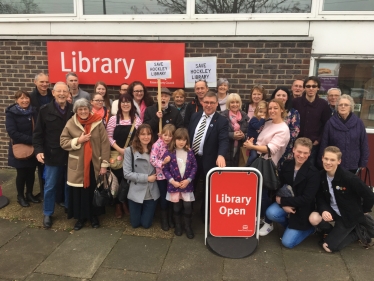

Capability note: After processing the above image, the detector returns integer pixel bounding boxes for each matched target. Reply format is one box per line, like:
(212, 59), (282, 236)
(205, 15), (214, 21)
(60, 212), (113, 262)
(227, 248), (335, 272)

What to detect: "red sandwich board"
(205, 168), (262, 258)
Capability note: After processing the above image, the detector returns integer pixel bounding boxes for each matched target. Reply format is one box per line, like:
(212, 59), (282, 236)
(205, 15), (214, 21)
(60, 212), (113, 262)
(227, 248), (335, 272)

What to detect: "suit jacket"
(316, 166), (374, 228)
(279, 159), (320, 230)
(188, 111), (229, 174)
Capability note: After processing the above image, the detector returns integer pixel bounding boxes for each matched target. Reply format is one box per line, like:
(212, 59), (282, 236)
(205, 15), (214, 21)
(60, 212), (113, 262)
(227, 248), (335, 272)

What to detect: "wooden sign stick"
(158, 79), (162, 134)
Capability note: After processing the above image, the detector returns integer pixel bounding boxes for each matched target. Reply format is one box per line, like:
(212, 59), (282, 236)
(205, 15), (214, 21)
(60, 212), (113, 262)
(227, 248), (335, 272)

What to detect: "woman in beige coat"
(61, 98), (110, 230)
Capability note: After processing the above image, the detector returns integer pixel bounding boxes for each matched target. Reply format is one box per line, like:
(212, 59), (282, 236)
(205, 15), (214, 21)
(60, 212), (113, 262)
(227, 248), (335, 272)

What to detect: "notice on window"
(184, 57), (217, 88)
(318, 62), (340, 91)
(146, 60), (171, 79)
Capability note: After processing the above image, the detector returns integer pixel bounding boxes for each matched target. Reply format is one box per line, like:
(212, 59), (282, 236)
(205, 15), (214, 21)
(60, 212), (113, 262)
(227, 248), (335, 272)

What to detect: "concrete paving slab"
(283, 250), (351, 281)
(0, 168), (17, 184)
(25, 273), (81, 281)
(102, 235), (171, 273)
(223, 230), (287, 281)
(92, 267), (157, 281)
(0, 219), (28, 247)
(35, 228), (122, 279)
(340, 242), (374, 281)
(0, 228), (68, 280)
(158, 233), (224, 281)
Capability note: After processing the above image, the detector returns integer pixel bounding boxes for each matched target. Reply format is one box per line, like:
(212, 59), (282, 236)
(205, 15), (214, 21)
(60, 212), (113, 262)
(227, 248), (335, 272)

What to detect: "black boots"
(184, 214), (194, 239)
(161, 210), (170, 231)
(174, 212), (183, 236)
(26, 193), (41, 203)
(17, 195), (30, 207)
(168, 205), (175, 228)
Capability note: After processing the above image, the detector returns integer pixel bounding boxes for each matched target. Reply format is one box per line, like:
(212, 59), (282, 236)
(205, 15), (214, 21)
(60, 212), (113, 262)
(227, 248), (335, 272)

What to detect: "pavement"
(0, 168), (374, 281)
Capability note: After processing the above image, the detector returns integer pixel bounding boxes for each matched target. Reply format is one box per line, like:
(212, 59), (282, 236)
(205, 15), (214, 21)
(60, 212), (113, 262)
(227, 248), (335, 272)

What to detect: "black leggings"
(173, 200), (192, 215)
(16, 166), (36, 197)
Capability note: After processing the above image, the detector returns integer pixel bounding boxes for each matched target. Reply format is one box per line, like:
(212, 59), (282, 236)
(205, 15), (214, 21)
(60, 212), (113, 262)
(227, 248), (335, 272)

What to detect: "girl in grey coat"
(123, 124), (160, 229)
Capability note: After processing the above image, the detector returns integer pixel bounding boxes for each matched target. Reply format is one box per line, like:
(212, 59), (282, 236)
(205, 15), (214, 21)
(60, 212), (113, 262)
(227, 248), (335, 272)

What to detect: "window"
(323, 0), (374, 12)
(83, 0), (187, 15)
(315, 60), (374, 128)
(195, 0), (312, 14)
(0, 0), (74, 14)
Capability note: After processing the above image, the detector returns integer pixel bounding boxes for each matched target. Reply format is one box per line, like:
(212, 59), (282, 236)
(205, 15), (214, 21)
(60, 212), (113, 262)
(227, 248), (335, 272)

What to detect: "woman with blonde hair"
(220, 93), (249, 166)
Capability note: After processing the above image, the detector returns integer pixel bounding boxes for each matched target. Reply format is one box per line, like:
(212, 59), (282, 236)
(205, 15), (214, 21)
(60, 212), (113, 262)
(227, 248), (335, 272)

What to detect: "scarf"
(77, 113), (103, 188)
(15, 104), (33, 115)
(229, 110), (242, 147)
(218, 94), (228, 111)
(92, 107), (105, 119)
(134, 100), (147, 121)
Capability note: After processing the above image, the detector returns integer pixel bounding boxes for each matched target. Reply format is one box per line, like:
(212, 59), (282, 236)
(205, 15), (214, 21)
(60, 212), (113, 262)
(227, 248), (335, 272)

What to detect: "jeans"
(43, 165), (67, 216)
(266, 202), (315, 248)
(246, 149), (259, 167)
(128, 199), (158, 229)
(156, 179), (168, 210)
(322, 218), (357, 252)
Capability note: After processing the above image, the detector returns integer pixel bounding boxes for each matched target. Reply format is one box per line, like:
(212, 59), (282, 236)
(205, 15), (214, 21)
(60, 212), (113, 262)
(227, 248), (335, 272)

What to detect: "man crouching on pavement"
(309, 146), (374, 252)
(265, 137), (320, 248)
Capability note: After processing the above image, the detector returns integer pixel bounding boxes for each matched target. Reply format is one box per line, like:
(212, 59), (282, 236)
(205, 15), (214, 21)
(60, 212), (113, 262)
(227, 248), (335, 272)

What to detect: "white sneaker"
(259, 223), (273, 236)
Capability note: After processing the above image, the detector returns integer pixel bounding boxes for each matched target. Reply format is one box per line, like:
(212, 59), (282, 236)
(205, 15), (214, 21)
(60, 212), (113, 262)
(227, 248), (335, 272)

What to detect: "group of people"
(5, 71), (373, 251)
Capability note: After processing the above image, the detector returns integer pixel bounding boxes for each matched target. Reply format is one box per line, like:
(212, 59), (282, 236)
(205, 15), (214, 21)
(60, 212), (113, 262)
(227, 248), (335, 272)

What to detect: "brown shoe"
(122, 202), (130, 215)
(115, 203), (123, 219)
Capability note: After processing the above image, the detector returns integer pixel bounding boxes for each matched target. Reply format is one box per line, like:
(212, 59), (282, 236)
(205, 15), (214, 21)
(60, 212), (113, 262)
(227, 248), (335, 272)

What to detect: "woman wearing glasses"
(91, 93), (110, 128)
(106, 93), (142, 219)
(319, 94), (369, 173)
(242, 84), (266, 120)
(127, 81), (154, 122)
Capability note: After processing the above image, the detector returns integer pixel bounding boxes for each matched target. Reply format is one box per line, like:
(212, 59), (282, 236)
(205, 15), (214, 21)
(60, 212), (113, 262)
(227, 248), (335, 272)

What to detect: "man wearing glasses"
(326, 88), (341, 115)
(188, 91), (229, 222)
(293, 76), (331, 167)
(33, 82), (74, 229)
(111, 83), (129, 115)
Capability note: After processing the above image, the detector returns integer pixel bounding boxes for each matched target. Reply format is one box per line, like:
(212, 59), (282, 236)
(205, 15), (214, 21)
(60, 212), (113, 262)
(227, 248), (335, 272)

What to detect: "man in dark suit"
(188, 91), (229, 221)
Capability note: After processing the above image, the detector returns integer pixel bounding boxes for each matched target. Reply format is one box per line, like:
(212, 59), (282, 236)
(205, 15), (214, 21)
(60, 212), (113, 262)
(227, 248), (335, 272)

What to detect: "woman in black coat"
(6, 90), (40, 207)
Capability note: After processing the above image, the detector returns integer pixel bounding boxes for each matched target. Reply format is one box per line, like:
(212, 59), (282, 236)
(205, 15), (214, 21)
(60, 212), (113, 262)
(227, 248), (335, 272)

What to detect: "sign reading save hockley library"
(47, 42), (185, 87)
(210, 171), (258, 237)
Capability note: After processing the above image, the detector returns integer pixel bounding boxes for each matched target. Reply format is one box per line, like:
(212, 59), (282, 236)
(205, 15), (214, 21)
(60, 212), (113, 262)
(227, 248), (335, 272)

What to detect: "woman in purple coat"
(162, 128), (197, 239)
(319, 94), (369, 173)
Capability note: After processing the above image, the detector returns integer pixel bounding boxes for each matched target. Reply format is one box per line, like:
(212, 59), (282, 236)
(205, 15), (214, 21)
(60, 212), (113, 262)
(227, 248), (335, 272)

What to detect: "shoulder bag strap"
(266, 145), (272, 158)
(123, 120), (136, 149)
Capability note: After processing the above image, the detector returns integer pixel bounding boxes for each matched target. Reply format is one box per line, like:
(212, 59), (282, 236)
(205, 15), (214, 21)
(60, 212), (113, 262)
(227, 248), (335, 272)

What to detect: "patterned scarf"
(229, 110), (242, 147)
(76, 113), (102, 188)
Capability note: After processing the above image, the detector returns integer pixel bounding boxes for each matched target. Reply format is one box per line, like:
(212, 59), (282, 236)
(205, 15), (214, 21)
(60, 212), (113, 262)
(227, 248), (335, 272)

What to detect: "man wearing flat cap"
(143, 87), (184, 141)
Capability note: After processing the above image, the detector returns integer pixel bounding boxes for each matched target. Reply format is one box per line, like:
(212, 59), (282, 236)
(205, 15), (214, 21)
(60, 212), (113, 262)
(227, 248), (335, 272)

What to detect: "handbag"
(250, 145), (281, 191)
(93, 173), (113, 207)
(117, 147), (134, 203)
(12, 117), (34, 160)
(109, 119), (136, 170)
(238, 147), (249, 167)
(105, 170), (119, 198)
(356, 167), (373, 192)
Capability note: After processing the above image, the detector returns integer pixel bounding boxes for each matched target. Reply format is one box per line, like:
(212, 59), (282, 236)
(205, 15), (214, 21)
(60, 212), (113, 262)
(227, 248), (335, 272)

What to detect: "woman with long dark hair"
(127, 81), (154, 121)
(106, 93), (142, 218)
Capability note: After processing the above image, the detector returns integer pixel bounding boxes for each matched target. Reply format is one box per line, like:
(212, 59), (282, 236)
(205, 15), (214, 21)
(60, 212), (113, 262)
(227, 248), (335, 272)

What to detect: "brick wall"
(0, 40), (312, 167)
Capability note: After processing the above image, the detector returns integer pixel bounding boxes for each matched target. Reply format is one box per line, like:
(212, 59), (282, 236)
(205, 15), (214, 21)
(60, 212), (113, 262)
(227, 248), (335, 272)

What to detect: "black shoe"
(74, 219), (86, 231)
(17, 195), (30, 207)
(25, 193), (41, 203)
(161, 210), (169, 231)
(43, 215), (52, 229)
(35, 192), (43, 201)
(91, 216), (100, 228)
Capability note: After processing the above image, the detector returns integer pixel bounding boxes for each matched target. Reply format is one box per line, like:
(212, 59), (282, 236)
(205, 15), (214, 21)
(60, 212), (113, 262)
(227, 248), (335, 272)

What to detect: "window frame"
(318, 0), (374, 15)
(310, 55), (374, 134)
